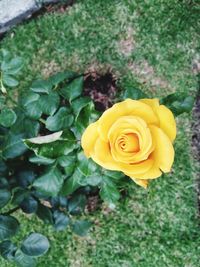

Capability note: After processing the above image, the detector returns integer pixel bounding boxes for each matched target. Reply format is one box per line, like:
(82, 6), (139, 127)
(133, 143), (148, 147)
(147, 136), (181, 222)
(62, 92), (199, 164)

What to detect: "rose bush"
(82, 98), (176, 188)
(0, 50), (194, 266)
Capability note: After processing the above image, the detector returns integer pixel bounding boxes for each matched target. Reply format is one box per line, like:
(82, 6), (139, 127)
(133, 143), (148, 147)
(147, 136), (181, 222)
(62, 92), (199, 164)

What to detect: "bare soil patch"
(191, 89), (200, 215)
(83, 72), (118, 111)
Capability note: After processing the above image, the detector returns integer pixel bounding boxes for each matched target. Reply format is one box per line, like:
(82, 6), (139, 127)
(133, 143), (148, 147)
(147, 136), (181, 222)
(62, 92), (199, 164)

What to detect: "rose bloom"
(81, 99), (176, 188)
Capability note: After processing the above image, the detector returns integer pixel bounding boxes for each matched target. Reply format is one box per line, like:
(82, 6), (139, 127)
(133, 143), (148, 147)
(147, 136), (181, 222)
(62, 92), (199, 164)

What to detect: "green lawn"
(0, 0), (200, 266)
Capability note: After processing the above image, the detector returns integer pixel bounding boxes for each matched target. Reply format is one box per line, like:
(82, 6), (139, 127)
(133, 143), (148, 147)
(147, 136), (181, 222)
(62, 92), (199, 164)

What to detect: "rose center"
(118, 133), (139, 152)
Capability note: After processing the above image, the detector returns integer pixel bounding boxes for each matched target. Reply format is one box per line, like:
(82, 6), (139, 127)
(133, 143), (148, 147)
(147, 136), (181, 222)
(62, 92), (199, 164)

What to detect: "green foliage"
(161, 93), (195, 116)
(21, 233), (49, 257)
(0, 49), (194, 267)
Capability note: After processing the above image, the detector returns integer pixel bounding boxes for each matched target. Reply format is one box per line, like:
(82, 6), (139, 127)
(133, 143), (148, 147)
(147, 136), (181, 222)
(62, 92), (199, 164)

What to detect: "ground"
(0, 0), (200, 266)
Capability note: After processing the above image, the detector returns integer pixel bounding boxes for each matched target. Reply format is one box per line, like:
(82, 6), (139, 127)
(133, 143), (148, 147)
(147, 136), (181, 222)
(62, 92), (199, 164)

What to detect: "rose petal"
(156, 105), (176, 142)
(131, 178), (149, 188)
(98, 99), (159, 141)
(81, 121), (99, 157)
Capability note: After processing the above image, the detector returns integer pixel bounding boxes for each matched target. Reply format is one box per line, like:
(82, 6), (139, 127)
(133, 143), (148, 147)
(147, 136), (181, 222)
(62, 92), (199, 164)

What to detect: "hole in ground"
(83, 72), (118, 112)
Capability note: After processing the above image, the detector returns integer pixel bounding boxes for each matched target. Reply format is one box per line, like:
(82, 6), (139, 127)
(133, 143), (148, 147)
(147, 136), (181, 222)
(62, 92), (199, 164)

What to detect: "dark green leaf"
(49, 71), (77, 86)
(77, 152), (97, 177)
(0, 215), (19, 240)
(61, 169), (82, 196)
(22, 93), (42, 120)
(39, 91), (60, 115)
(46, 107), (74, 131)
(20, 196), (38, 214)
(2, 74), (19, 87)
(0, 240), (17, 260)
(0, 108), (17, 127)
(71, 97), (92, 120)
(103, 170), (124, 180)
(0, 178), (9, 189)
(1, 57), (23, 75)
(11, 112), (40, 138)
(72, 104), (93, 139)
(58, 154), (76, 176)
(100, 178), (120, 204)
(29, 155), (55, 165)
(36, 203), (53, 224)
(21, 233), (49, 257)
(31, 79), (52, 94)
(163, 94), (194, 116)
(24, 131), (77, 159)
(0, 96), (5, 109)
(59, 76), (83, 102)
(0, 161), (7, 175)
(68, 194), (86, 215)
(123, 87), (147, 100)
(2, 133), (27, 159)
(0, 189), (11, 208)
(12, 188), (29, 206)
(80, 174), (102, 187)
(16, 170), (36, 188)
(53, 211), (70, 231)
(33, 167), (64, 196)
(14, 249), (36, 267)
(71, 220), (92, 236)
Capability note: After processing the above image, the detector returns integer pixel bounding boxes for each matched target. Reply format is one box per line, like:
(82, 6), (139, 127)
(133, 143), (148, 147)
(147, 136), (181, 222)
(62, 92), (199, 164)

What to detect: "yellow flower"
(81, 98), (176, 188)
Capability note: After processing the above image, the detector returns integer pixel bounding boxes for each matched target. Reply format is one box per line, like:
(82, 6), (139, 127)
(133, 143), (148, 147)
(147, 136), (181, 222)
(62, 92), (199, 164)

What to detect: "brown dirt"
(128, 60), (174, 94)
(83, 72), (118, 111)
(44, 0), (75, 14)
(191, 87), (200, 215)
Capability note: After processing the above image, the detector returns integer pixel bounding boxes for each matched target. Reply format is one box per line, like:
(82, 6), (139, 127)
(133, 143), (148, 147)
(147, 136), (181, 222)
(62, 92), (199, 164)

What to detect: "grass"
(0, 0), (200, 266)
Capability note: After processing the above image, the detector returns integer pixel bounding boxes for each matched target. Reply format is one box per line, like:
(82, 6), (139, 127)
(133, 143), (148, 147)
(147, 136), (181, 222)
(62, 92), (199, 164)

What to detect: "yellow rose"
(81, 98), (176, 188)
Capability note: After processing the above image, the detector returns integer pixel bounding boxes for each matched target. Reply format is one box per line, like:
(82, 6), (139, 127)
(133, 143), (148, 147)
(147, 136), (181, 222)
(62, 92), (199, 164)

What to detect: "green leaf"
(100, 178), (120, 204)
(59, 76), (83, 102)
(80, 174), (102, 187)
(61, 169), (82, 196)
(161, 94), (194, 116)
(0, 96), (5, 109)
(72, 104), (93, 139)
(33, 167), (64, 196)
(49, 71), (77, 86)
(21, 233), (49, 257)
(29, 155), (55, 165)
(31, 79), (52, 94)
(2, 133), (27, 159)
(11, 111), (40, 138)
(71, 97), (92, 120)
(68, 194), (87, 214)
(1, 57), (23, 75)
(0, 189), (11, 208)
(20, 196), (38, 214)
(0, 108), (17, 127)
(0, 240), (17, 260)
(123, 87), (147, 100)
(39, 91), (60, 115)
(46, 107), (74, 131)
(24, 131), (77, 159)
(77, 152), (98, 177)
(22, 92), (42, 120)
(26, 131), (63, 144)
(14, 249), (36, 267)
(36, 203), (53, 224)
(53, 211), (70, 231)
(103, 170), (124, 180)
(58, 154), (76, 176)
(0, 215), (19, 240)
(2, 74), (19, 87)
(12, 188), (29, 206)
(71, 220), (92, 236)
